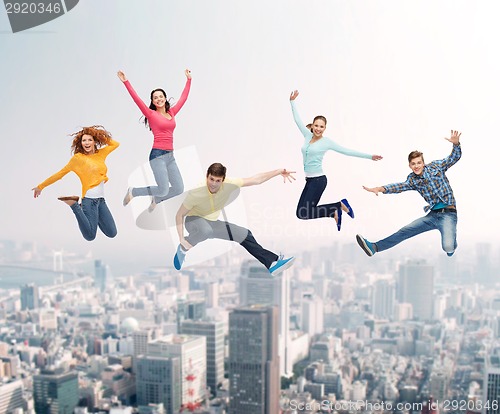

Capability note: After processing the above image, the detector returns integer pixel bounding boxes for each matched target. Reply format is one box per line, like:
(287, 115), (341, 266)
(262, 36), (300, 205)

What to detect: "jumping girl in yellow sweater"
(33, 125), (119, 241)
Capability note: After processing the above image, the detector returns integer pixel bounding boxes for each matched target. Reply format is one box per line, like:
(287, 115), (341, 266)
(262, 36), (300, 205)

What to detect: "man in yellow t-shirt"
(174, 162), (296, 276)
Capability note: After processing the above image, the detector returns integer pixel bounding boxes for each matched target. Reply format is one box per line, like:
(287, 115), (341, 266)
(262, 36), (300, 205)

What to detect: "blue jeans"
(70, 198), (117, 241)
(296, 175), (340, 219)
(132, 149), (184, 204)
(375, 210), (458, 255)
(185, 216), (278, 268)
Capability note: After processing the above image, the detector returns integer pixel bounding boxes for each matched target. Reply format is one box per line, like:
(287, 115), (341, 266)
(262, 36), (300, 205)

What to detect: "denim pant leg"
(375, 213), (436, 252)
(210, 220), (278, 269)
(97, 199), (117, 238)
(185, 217), (215, 246)
(154, 153), (184, 204)
(437, 211), (458, 254)
(71, 198), (99, 241)
(296, 176), (340, 220)
(132, 151), (170, 198)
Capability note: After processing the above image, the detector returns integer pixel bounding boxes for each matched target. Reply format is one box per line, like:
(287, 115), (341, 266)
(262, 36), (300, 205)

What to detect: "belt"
(432, 206), (456, 213)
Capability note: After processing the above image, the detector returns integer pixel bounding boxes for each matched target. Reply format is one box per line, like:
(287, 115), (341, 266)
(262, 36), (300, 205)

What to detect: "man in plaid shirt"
(356, 130), (461, 257)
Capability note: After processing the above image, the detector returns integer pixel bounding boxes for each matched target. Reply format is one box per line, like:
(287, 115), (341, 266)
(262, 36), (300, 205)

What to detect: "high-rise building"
(301, 294), (324, 337)
(240, 261), (291, 376)
(205, 282), (219, 308)
(0, 380), (24, 413)
(228, 306), (280, 414)
(147, 335), (207, 407)
(372, 280), (395, 320)
(484, 354), (500, 414)
(20, 283), (39, 310)
(177, 299), (206, 326)
(33, 369), (79, 414)
(136, 356), (181, 414)
(94, 260), (112, 293)
(397, 260), (434, 321)
(476, 243), (493, 285)
(180, 319), (224, 396)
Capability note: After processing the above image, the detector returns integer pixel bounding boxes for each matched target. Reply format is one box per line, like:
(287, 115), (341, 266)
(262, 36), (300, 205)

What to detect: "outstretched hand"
(362, 185), (383, 196)
(290, 90), (299, 101)
(117, 70), (127, 82)
(445, 130), (461, 145)
(32, 187), (41, 198)
(185, 69), (192, 79)
(280, 169), (296, 183)
(372, 155), (383, 161)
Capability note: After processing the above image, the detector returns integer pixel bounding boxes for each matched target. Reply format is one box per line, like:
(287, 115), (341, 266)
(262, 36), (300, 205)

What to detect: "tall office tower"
(94, 259), (112, 293)
(484, 354), (500, 414)
(301, 294), (324, 337)
(476, 243), (492, 285)
(397, 260), (434, 321)
(20, 283), (39, 310)
(132, 329), (158, 372)
(136, 356), (181, 414)
(228, 306), (280, 414)
(240, 261), (291, 376)
(33, 369), (79, 414)
(177, 299), (206, 327)
(180, 319), (225, 395)
(147, 335), (207, 407)
(0, 379), (24, 413)
(372, 280), (395, 320)
(205, 282), (219, 308)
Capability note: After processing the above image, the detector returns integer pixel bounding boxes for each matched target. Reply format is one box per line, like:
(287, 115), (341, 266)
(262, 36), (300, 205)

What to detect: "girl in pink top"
(118, 69), (192, 211)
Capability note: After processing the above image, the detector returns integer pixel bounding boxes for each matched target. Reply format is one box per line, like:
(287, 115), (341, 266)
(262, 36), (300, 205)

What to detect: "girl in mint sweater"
(290, 90), (382, 230)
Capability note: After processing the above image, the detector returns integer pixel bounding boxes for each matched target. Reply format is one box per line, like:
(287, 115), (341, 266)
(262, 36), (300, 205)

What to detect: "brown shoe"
(58, 196), (79, 202)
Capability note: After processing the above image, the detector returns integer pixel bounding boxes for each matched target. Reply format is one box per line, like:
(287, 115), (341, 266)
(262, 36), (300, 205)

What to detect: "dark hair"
(144, 88), (172, 129)
(70, 125), (112, 155)
(408, 150), (424, 163)
(206, 163), (226, 179)
(306, 123), (313, 132)
(313, 115), (327, 125)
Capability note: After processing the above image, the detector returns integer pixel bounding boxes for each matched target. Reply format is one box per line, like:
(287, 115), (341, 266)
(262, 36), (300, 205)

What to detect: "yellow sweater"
(38, 139), (119, 198)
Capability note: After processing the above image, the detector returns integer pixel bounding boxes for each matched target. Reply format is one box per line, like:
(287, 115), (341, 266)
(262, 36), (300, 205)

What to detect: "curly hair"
(70, 125), (113, 155)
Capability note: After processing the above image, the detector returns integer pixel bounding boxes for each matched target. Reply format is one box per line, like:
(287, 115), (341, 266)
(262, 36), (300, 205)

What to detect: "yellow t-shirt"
(183, 178), (244, 221)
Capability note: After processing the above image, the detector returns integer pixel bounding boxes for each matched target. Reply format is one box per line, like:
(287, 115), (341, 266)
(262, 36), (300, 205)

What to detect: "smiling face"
(206, 174), (224, 194)
(409, 156), (425, 176)
(151, 89), (167, 109)
(81, 134), (96, 155)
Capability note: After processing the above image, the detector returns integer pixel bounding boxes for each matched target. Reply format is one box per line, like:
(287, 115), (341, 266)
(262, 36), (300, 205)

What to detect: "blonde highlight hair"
(70, 125), (112, 155)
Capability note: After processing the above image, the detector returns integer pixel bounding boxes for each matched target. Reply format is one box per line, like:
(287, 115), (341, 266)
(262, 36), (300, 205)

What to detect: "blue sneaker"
(269, 255), (296, 276)
(356, 234), (376, 257)
(341, 198), (354, 219)
(173, 245), (187, 270)
(447, 251), (454, 257)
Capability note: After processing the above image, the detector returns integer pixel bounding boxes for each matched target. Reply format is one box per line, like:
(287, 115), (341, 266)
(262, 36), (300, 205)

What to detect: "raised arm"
(117, 70), (151, 117)
(242, 169), (296, 187)
(96, 139), (120, 157)
(176, 203), (193, 250)
(169, 69), (192, 116)
(437, 130), (462, 171)
(289, 91), (312, 137)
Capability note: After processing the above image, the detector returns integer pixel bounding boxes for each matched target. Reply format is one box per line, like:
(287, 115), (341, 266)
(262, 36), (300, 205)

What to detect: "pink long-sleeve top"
(123, 78), (191, 150)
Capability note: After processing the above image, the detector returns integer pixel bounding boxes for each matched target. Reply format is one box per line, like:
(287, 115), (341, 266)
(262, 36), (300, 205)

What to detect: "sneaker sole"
(173, 254), (183, 270)
(270, 257), (296, 276)
(356, 235), (374, 257)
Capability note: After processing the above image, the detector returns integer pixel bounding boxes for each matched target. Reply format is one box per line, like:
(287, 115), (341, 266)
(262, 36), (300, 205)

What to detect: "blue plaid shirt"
(383, 144), (461, 212)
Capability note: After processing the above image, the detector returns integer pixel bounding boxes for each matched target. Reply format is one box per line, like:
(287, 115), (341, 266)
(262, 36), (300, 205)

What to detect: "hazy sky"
(1, 1), (499, 272)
